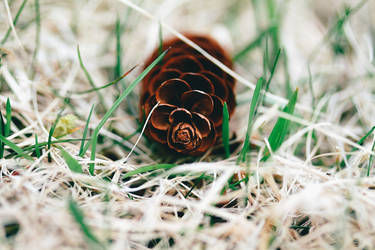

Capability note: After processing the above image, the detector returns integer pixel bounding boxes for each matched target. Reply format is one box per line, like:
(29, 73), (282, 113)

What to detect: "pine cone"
(140, 34), (236, 155)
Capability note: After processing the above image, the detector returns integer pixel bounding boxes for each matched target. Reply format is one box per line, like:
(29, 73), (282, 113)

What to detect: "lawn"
(1, 0), (375, 249)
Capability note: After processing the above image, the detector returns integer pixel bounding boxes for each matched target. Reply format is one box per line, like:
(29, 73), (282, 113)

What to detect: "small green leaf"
(262, 88), (298, 161)
(60, 148), (83, 173)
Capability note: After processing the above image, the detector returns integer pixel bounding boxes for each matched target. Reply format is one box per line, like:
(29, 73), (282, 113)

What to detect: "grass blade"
(79, 104), (94, 157)
(77, 45), (98, 89)
(30, 0), (40, 78)
(86, 49), (169, 175)
(264, 48), (281, 94)
(77, 45), (107, 111)
(237, 77), (265, 164)
(0, 134), (33, 160)
(367, 138), (375, 176)
(222, 102), (230, 158)
(74, 65), (137, 94)
(34, 134), (40, 158)
(6, 138), (89, 159)
(114, 14), (125, 90)
(0, 111), (4, 158)
(356, 126), (375, 146)
(47, 108), (65, 162)
(123, 164), (176, 179)
(1, 0), (28, 45)
(262, 88), (298, 161)
(337, 126), (375, 172)
(60, 148), (83, 173)
(5, 98), (11, 136)
(68, 198), (103, 248)
(233, 27), (273, 62)
(282, 48), (293, 99)
(158, 21), (163, 56)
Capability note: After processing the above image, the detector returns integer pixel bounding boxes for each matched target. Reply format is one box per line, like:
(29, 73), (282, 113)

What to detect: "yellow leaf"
(53, 114), (79, 138)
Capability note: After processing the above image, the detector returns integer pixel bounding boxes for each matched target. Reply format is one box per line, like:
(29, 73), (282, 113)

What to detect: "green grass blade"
(47, 108), (65, 162)
(266, 0), (276, 20)
(0, 134), (33, 160)
(1, 0), (28, 45)
(262, 88), (298, 161)
(264, 48), (281, 94)
(237, 77), (265, 164)
(263, 37), (269, 80)
(60, 148), (83, 173)
(74, 65), (136, 94)
(86, 49), (169, 175)
(115, 14), (125, 89)
(222, 102), (230, 158)
(34, 134), (40, 158)
(5, 98), (12, 136)
(158, 21), (163, 56)
(320, 0), (368, 52)
(77, 45), (107, 110)
(123, 164), (176, 179)
(339, 127), (375, 169)
(282, 48), (293, 99)
(307, 64), (315, 108)
(336, 125), (375, 171)
(367, 138), (375, 177)
(30, 0), (40, 78)
(115, 15), (122, 78)
(6, 138), (89, 159)
(184, 173), (206, 198)
(0, 111), (5, 158)
(77, 45), (97, 89)
(357, 126), (375, 146)
(233, 27), (273, 62)
(79, 104), (94, 157)
(307, 0), (368, 107)
(68, 198), (103, 248)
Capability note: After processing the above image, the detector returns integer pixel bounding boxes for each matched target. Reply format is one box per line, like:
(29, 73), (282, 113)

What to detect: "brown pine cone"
(140, 34), (236, 156)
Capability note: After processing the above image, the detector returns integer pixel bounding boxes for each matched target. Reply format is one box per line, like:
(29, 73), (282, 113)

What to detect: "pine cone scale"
(150, 104), (177, 131)
(181, 90), (214, 116)
(155, 79), (191, 106)
(181, 73), (214, 94)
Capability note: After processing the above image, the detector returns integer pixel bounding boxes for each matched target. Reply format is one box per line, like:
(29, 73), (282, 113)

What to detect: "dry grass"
(1, 0), (375, 249)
